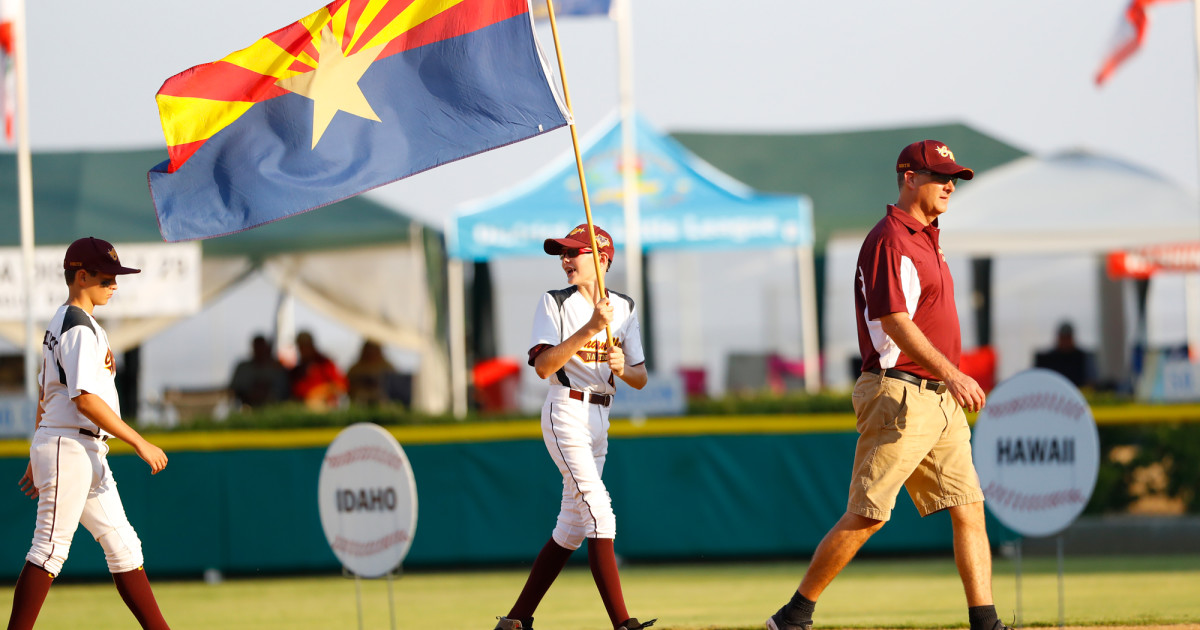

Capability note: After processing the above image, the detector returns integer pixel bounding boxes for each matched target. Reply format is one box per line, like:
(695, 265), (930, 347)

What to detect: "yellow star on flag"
(276, 25), (383, 149)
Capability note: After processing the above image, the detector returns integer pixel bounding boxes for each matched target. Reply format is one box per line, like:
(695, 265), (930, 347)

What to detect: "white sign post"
(973, 368), (1100, 627)
(318, 423), (418, 630)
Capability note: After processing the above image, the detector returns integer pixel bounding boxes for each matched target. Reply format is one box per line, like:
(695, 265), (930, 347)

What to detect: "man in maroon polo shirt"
(766, 141), (1008, 630)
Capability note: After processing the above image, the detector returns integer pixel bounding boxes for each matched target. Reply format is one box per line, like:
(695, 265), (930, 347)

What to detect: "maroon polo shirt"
(854, 205), (961, 380)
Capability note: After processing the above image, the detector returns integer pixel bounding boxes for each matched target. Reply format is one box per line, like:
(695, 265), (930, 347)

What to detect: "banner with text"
(0, 243), (202, 321)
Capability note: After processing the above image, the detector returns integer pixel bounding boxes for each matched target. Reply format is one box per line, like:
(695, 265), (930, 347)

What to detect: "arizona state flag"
(148, 0), (569, 242)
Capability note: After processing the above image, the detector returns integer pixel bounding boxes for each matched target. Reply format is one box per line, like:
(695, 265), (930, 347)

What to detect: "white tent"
(939, 151), (1200, 255)
(0, 149), (450, 420)
(822, 151), (1200, 390)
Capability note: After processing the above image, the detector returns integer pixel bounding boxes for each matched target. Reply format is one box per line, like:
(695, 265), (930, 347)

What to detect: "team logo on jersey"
(576, 337), (621, 364)
(104, 348), (115, 375)
(938, 247), (946, 262)
(936, 145), (954, 160)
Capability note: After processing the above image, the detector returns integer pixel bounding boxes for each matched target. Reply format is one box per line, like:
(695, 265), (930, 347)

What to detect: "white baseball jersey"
(28, 303), (144, 576)
(528, 287), (644, 396)
(39, 304), (121, 435)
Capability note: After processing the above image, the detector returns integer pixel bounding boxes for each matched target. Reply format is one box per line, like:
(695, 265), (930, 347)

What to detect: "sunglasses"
(915, 170), (959, 185)
(561, 247), (593, 259)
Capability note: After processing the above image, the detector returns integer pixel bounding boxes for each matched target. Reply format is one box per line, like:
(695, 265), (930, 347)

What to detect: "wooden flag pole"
(543, 0), (613, 346)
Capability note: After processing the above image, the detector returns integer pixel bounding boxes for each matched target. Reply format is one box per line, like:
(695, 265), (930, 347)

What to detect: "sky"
(7, 0), (1200, 409)
(17, 0), (1200, 227)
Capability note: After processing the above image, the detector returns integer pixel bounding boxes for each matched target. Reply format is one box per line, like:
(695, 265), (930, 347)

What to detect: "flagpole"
(1191, 0), (1200, 361)
(14, 0), (36, 403)
(615, 0), (643, 323)
(544, 0), (613, 346)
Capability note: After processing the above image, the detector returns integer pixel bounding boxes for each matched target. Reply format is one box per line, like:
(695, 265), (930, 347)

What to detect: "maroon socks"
(508, 538), (574, 623)
(6, 561), (54, 630)
(112, 567), (170, 630)
(587, 537), (629, 628)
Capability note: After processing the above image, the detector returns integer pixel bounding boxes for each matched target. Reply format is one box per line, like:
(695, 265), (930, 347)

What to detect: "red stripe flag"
(1096, 0), (1186, 86)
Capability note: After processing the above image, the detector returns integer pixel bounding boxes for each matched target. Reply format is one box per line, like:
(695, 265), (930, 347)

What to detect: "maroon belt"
(568, 389), (612, 407)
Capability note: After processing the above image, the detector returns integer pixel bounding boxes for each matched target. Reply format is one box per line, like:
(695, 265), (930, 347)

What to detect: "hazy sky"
(18, 0), (1200, 228)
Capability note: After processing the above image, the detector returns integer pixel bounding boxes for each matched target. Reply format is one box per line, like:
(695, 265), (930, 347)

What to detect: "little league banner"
(148, 0), (569, 242)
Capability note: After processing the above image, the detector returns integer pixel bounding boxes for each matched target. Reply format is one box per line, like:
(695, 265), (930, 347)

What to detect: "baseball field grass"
(5, 554), (1198, 630)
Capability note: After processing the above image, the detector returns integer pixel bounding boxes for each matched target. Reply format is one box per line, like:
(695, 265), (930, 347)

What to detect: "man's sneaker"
(494, 617), (529, 630)
(766, 606), (812, 630)
(616, 618), (657, 630)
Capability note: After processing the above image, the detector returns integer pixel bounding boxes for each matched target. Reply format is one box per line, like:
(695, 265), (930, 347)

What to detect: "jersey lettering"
(575, 337), (621, 364)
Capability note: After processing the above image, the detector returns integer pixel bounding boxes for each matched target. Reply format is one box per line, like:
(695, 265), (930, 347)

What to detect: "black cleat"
(617, 618), (657, 630)
(766, 606), (813, 630)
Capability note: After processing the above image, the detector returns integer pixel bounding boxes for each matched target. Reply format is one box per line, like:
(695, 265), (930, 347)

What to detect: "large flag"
(532, 0), (613, 18)
(1095, 0), (1185, 85)
(0, 0), (16, 143)
(148, 0), (570, 242)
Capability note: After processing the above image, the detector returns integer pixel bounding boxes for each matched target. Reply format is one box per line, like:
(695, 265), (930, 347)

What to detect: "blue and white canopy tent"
(447, 112), (818, 415)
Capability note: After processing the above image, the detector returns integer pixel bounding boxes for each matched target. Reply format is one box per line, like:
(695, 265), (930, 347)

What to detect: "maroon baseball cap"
(544, 224), (616, 261)
(895, 140), (975, 180)
(63, 237), (141, 275)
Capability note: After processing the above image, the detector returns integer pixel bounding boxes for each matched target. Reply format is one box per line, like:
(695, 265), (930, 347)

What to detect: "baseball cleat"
(616, 618), (656, 630)
(493, 616), (529, 630)
(766, 607), (812, 630)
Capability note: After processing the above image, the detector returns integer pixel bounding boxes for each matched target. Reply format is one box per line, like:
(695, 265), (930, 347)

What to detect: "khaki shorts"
(846, 371), (984, 520)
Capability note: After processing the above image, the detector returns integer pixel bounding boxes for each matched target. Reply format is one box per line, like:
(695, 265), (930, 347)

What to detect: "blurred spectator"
(290, 331), (348, 410)
(1035, 321), (1094, 388)
(229, 335), (289, 409)
(347, 340), (413, 408)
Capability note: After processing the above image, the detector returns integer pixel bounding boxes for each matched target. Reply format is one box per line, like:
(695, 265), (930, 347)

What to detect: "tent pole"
(448, 258), (468, 419)
(1186, 273), (1200, 362)
(543, 0), (612, 346)
(796, 244), (821, 393)
(14, 0), (37, 403)
(616, 0), (644, 326)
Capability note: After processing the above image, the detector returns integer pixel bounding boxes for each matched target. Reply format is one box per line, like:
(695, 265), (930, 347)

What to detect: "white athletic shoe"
(493, 616), (527, 630)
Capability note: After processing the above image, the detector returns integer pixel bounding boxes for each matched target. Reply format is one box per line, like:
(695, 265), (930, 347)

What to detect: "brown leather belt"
(568, 389), (612, 407)
(79, 428), (109, 442)
(868, 368), (947, 394)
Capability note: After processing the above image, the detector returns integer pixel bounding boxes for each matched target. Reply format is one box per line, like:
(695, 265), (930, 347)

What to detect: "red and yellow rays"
(155, 0), (528, 172)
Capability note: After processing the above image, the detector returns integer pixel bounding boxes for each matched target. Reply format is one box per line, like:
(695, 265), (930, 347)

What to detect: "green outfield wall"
(5, 406), (1189, 580)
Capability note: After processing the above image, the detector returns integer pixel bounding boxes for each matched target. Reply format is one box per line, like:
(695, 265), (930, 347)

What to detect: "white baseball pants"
(26, 428), (145, 576)
(541, 387), (615, 549)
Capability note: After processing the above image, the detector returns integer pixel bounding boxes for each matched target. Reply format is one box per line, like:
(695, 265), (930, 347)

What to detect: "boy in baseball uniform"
(493, 225), (655, 630)
(8, 237), (171, 630)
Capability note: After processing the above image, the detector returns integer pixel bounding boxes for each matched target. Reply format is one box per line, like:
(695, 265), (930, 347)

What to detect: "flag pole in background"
(543, 0), (614, 347)
(1191, 0), (1200, 361)
(615, 0), (643, 326)
(6, 0), (37, 402)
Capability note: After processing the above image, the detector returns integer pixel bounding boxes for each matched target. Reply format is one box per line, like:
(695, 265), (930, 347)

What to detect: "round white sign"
(972, 369), (1100, 538)
(317, 423), (418, 577)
